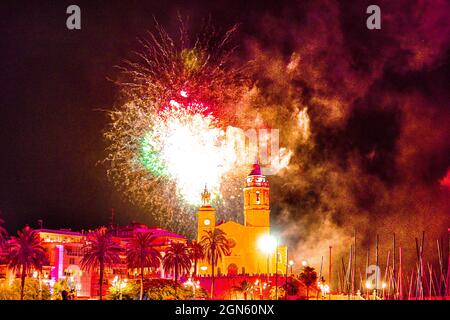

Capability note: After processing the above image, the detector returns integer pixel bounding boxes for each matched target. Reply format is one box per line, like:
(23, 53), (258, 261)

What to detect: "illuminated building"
(197, 162), (287, 276)
(0, 223), (186, 299)
(37, 229), (92, 297)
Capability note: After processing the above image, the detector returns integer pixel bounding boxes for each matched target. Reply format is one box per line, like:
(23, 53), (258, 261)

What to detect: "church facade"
(197, 163), (287, 276)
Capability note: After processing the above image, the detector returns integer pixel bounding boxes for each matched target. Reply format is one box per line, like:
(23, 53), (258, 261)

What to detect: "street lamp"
(274, 238), (279, 300)
(184, 277), (200, 299)
(382, 282), (387, 300)
(286, 259), (294, 298)
(365, 281), (372, 300)
(288, 260), (294, 274)
(112, 276), (128, 300)
(257, 234), (277, 276)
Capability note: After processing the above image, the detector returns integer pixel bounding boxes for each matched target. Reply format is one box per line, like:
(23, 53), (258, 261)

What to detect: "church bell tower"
(197, 185), (215, 242)
(243, 162), (270, 227)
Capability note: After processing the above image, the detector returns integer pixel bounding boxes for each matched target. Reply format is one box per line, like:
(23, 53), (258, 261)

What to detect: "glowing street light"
(285, 259), (295, 298)
(382, 282), (387, 300)
(288, 259), (294, 273)
(258, 234), (277, 276)
(112, 276), (128, 300)
(258, 234), (277, 254)
(301, 260), (308, 267)
(258, 234), (279, 300)
(184, 277), (200, 298)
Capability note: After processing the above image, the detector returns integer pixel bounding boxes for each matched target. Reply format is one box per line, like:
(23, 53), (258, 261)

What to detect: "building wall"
(197, 164), (287, 276)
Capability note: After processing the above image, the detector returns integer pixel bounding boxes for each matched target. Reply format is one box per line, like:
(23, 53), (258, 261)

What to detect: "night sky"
(0, 0), (296, 232)
(1, 0), (449, 263)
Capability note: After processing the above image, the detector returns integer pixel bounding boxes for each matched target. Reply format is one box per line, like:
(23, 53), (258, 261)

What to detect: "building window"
(255, 191), (260, 205)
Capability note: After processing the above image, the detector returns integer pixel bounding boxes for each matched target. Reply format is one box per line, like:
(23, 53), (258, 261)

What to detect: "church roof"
(216, 220), (245, 229)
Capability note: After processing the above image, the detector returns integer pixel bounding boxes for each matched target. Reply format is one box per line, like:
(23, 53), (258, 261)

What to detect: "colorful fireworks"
(104, 22), (252, 236)
(115, 21), (249, 123)
(138, 96), (238, 204)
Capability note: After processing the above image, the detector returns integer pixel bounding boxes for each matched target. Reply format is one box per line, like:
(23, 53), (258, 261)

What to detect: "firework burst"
(138, 98), (239, 204)
(116, 19), (249, 123)
(104, 21), (252, 236)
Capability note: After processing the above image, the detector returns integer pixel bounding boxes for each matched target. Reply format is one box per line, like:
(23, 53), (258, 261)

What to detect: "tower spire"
(244, 162), (270, 227)
(201, 184), (211, 207)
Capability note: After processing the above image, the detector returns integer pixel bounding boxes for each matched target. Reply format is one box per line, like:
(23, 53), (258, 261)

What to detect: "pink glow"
(56, 244), (64, 280)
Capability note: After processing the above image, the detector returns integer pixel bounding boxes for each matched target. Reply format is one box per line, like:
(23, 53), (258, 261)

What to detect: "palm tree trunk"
(211, 260), (215, 299)
(20, 265), (26, 300)
(99, 261), (104, 301)
(140, 266), (144, 300)
(194, 258), (198, 276)
(306, 286), (309, 300)
(174, 264), (179, 300)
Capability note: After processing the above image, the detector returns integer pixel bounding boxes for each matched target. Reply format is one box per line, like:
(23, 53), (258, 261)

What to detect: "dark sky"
(0, 0), (295, 232)
(1, 0), (449, 244)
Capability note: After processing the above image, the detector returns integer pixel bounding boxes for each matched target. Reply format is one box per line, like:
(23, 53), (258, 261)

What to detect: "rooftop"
(249, 162), (262, 176)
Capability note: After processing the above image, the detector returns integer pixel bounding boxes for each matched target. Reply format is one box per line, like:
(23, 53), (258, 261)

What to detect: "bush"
(283, 275), (301, 295)
(0, 279), (51, 300)
(145, 279), (208, 300)
(107, 280), (140, 300)
(0, 281), (16, 300)
(52, 279), (76, 300)
(269, 286), (286, 300)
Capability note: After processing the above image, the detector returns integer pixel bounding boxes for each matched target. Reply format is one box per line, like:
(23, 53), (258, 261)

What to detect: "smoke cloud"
(233, 0), (450, 284)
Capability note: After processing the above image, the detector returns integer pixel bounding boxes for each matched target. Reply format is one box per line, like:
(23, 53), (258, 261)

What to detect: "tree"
(126, 232), (161, 300)
(299, 266), (317, 300)
(145, 279), (208, 300)
(188, 241), (204, 276)
(81, 227), (121, 300)
(107, 280), (139, 300)
(283, 275), (300, 296)
(51, 279), (72, 300)
(0, 215), (7, 249)
(7, 226), (48, 300)
(146, 279), (178, 300)
(200, 228), (231, 299)
(0, 278), (51, 300)
(232, 280), (252, 300)
(269, 286), (286, 300)
(162, 242), (191, 299)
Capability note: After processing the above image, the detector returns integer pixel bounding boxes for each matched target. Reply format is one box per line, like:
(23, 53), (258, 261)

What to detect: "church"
(196, 162), (287, 276)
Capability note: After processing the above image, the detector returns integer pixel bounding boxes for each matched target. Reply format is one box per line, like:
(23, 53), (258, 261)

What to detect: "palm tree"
(200, 228), (231, 299)
(162, 242), (191, 299)
(232, 279), (252, 300)
(7, 226), (48, 300)
(81, 227), (121, 300)
(0, 216), (7, 249)
(188, 241), (204, 276)
(299, 266), (318, 300)
(126, 232), (161, 300)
